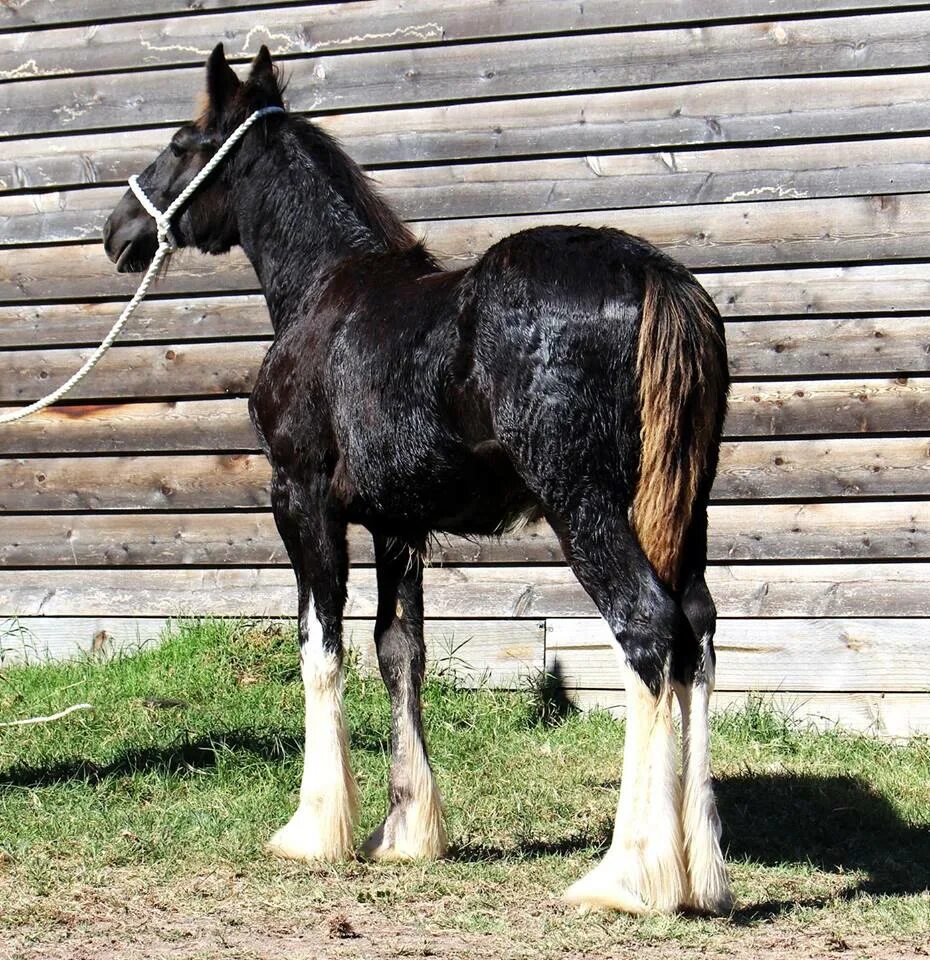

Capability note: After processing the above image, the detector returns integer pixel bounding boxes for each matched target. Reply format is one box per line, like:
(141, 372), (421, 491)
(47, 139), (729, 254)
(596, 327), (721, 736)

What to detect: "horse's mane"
(289, 116), (418, 254)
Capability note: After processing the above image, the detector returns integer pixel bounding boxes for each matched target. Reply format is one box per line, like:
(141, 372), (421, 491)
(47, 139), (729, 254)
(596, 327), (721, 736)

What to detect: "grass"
(0, 619), (928, 959)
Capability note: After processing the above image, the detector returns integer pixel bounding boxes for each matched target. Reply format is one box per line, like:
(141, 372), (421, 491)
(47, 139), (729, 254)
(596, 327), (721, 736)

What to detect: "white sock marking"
(675, 638), (732, 912)
(565, 657), (686, 913)
(267, 601), (358, 862)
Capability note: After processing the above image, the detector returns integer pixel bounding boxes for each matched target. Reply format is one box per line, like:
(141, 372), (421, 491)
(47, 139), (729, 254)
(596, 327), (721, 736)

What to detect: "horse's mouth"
(113, 238), (154, 274)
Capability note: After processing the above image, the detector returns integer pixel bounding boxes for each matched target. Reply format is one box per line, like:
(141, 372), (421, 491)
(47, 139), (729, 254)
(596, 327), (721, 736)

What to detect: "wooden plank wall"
(1, 1), (929, 736)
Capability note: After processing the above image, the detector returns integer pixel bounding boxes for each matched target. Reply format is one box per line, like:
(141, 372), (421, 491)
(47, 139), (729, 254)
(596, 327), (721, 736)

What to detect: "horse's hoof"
(563, 864), (651, 915)
(360, 805), (448, 862)
(684, 887), (734, 916)
(266, 808), (355, 863)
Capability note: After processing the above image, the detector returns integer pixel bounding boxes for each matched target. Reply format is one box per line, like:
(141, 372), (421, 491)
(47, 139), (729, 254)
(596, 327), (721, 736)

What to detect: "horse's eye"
(169, 141), (186, 158)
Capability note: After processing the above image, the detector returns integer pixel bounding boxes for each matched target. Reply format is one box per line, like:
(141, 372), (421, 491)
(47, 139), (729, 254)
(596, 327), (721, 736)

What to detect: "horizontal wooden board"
(726, 316), (930, 377)
(727, 376), (930, 437)
(571, 689), (930, 738)
(1, 502), (928, 566)
(0, 344), (267, 402)
(4, 0), (923, 31)
(5, 0), (923, 72)
(1, 563), (928, 618)
(0, 453), (276, 511)
(2, 13), (929, 138)
(8, 137), (930, 244)
(3, 376), (928, 441)
(0, 615), (544, 687)
(6, 72), (930, 191)
(423, 193), (930, 270)
(4, 437), (927, 511)
(703, 264), (930, 318)
(6, 193), (930, 303)
(546, 618), (930, 693)
(0, 296), (271, 348)
(0, 399), (259, 452)
(3, 266), (928, 351)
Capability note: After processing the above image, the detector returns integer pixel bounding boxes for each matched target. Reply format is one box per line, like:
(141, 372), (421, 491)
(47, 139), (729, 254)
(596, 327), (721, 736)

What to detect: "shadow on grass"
(444, 770), (930, 918)
(718, 772), (930, 913)
(527, 661), (579, 727)
(0, 730), (303, 786)
(2, 731), (926, 916)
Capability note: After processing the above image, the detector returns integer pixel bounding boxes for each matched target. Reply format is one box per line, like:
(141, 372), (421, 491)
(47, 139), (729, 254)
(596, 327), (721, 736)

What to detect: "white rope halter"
(0, 105), (285, 425)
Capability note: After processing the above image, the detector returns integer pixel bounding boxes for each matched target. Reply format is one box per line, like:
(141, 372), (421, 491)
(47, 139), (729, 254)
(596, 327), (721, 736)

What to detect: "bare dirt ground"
(3, 871), (928, 960)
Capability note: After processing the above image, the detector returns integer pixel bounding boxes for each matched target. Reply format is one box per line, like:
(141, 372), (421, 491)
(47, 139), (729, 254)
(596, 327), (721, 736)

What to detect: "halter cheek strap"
(128, 104), (285, 253)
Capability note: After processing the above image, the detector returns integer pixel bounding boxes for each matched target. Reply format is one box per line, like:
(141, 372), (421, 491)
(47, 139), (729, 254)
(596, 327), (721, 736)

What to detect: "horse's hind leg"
(556, 504), (688, 914)
(266, 471), (358, 862)
(361, 534), (447, 860)
(673, 516), (732, 913)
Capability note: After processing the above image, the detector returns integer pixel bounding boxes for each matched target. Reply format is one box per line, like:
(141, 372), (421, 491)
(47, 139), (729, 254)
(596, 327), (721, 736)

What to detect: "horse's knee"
(612, 581), (691, 696)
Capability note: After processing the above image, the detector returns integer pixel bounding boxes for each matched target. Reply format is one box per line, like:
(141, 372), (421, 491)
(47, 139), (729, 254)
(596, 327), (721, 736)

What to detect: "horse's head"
(103, 43), (284, 272)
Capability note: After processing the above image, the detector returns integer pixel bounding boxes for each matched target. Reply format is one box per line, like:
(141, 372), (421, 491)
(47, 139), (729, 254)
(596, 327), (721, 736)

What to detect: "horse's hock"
(1, 1), (929, 736)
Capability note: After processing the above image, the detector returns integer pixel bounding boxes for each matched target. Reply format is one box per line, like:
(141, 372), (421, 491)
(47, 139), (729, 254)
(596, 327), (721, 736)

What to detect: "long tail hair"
(631, 265), (729, 590)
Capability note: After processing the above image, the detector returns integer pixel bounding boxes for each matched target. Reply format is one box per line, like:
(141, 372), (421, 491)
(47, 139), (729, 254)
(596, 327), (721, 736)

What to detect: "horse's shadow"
(2, 732), (927, 917)
(0, 729), (307, 786)
(721, 770), (930, 920)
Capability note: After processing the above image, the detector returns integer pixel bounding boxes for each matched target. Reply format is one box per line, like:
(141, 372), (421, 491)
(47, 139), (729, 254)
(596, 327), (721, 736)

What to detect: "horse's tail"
(631, 264), (729, 590)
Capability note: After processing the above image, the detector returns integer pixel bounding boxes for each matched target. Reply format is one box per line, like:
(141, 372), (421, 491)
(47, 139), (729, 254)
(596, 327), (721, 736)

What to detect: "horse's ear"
(205, 43), (240, 116)
(247, 45), (283, 104)
(249, 45), (274, 82)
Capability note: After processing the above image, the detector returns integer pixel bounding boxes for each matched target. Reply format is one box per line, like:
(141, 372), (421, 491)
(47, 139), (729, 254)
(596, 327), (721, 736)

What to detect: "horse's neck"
(235, 136), (380, 332)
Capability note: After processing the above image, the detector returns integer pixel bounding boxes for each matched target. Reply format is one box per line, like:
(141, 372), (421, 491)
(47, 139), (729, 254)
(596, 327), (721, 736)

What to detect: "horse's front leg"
(266, 476), (358, 862)
(361, 535), (447, 860)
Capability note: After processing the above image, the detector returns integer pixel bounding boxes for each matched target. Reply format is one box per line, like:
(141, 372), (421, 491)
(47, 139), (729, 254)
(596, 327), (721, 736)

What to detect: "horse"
(103, 43), (731, 916)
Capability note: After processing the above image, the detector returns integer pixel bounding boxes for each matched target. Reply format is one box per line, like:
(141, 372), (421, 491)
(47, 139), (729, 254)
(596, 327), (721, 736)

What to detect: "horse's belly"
(345, 438), (536, 537)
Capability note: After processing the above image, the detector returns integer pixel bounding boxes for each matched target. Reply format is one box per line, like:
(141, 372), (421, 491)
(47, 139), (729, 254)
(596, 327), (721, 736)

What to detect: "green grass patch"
(1, 619), (928, 958)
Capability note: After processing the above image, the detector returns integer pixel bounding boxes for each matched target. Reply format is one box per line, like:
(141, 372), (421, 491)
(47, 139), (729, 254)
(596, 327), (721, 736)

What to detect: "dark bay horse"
(103, 44), (731, 916)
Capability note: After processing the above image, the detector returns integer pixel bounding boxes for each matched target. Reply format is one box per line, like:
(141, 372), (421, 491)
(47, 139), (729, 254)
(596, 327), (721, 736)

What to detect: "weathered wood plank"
(1, 611), (925, 732)
(571, 689), (930, 738)
(726, 316), (930, 377)
(546, 618), (930, 693)
(3, 375), (928, 440)
(3, 438), (927, 510)
(0, 296), (271, 348)
(0, 615), (544, 688)
(2, 13), (928, 138)
(424, 193), (930, 271)
(1, 501), (927, 567)
(6, 193), (930, 302)
(0, 454), (274, 511)
(7, 137), (930, 244)
(0, 343), (268, 402)
(726, 376), (930, 437)
(0, 399), (259, 452)
(5, 73), (930, 191)
(3, 268), (928, 351)
(705, 563), (930, 618)
(1, 563), (927, 618)
(4, 0), (921, 67)
(718, 437), (930, 500)
(702, 264), (930, 318)
(4, 0), (923, 31)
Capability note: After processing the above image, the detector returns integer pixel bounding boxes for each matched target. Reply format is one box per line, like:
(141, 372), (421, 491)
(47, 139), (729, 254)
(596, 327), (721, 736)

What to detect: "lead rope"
(0, 105), (284, 425)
